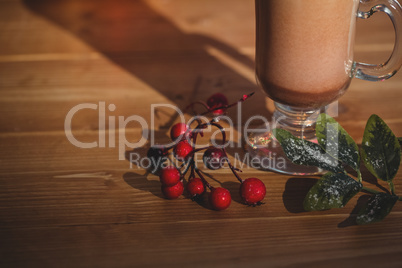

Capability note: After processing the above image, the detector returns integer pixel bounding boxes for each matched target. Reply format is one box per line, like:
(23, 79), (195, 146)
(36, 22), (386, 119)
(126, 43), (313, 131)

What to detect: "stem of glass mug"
(353, 0), (402, 81)
(272, 103), (320, 140)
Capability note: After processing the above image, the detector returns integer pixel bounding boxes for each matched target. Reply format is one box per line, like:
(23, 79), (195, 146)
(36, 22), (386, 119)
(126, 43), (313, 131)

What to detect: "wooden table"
(1, 0), (402, 267)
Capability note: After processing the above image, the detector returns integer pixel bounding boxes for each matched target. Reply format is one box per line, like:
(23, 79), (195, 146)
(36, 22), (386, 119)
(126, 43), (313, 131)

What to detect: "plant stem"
(208, 122), (244, 183)
(189, 160), (195, 179)
(195, 167), (212, 190)
(210, 122), (226, 145)
(357, 170), (362, 183)
(388, 181), (396, 195)
(361, 186), (381, 195)
(226, 160), (243, 183)
(181, 158), (193, 177)
(200, 92), (254, 116)
(183, 101), (210, 115)
(193, 146), (215, 153)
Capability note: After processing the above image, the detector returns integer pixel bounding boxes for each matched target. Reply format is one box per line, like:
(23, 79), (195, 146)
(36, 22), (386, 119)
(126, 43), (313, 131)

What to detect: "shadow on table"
(22, 0), (266, 120)
(123, 170), (164, 199)
(282, 177), (318, 214)
(23, 0), (271, 208)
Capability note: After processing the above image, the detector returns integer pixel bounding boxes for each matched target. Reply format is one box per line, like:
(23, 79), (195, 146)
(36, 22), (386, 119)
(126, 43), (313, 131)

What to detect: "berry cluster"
(147, 93), (266, 210)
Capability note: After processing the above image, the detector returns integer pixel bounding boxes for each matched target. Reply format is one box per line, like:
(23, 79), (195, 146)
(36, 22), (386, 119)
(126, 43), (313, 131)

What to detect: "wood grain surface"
(1, 0), (402, 267)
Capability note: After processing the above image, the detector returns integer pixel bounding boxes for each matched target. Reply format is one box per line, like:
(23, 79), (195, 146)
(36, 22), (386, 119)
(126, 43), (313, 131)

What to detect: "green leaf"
(316, 114), (360, 171)
(272, 128), (344, 173)
(303, 172), (362, 211)
(361, 114), (401, 182)
(356, 193), (398, 225)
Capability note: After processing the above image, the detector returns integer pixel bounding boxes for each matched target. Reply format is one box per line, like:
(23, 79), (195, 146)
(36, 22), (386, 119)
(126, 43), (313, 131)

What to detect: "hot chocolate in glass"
(249, 0), (402, 174)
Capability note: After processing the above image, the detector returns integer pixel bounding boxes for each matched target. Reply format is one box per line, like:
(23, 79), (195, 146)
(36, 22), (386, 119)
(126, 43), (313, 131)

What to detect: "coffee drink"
(255, 0), (359, 108)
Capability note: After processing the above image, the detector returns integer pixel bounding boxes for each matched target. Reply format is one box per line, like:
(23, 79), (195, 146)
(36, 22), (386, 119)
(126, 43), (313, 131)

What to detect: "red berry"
(203, 148), (225, 170)
(162, 181), (184, 199)
(159, 166), (181, 186)
(207, 93), (228, 116)
(209, 187), (231, 210)
(240, 178), (266, 205)
(186, 178), (205, 197)
(170, 123), (189, 141)
(174, 140), (193, 161)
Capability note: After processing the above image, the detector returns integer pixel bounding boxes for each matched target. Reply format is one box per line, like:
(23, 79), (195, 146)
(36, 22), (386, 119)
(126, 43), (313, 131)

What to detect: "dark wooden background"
(1, 0), (402, 267)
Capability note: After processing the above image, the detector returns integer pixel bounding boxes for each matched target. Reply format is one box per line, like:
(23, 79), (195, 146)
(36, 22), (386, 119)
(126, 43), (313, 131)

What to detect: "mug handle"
(354, 0), (402, 81)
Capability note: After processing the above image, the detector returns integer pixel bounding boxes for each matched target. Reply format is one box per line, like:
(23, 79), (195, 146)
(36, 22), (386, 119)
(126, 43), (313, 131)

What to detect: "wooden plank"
(2, 215), (402, 267)
(1, 0), (402, 267)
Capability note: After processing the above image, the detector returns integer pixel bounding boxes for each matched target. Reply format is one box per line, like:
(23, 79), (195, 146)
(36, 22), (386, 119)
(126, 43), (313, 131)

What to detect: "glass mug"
(248, 0), (402, 175)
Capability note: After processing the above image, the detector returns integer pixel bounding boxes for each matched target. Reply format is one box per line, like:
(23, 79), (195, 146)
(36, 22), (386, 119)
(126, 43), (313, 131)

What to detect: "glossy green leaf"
(356, 193), (398, 225)
(316, 114), (360, 171)
(361, 114), (401, 182)
(303, 172), (362, 211)
(272, 128), (343, 173)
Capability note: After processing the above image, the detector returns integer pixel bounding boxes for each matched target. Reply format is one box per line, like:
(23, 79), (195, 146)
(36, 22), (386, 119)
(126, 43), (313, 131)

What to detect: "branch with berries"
(147, 93), (266, 210)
